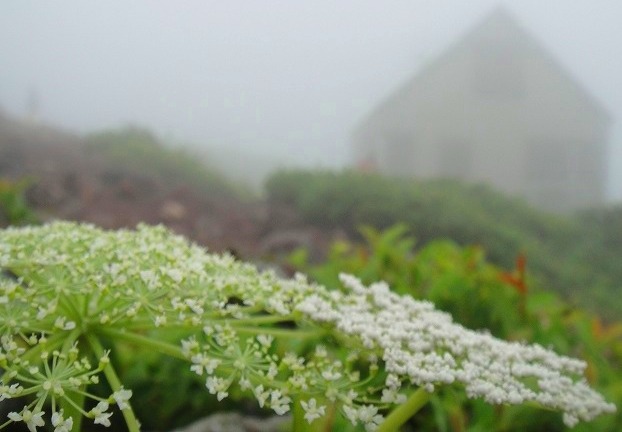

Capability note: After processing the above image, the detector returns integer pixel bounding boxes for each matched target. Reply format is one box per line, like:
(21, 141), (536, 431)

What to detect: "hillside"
(0, 112), (328, 258)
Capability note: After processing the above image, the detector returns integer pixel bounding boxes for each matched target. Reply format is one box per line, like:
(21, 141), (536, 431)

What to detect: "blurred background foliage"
(0, 178), (38, 227)
(85, 126), (251, 201)
(266, 169), (622, 321)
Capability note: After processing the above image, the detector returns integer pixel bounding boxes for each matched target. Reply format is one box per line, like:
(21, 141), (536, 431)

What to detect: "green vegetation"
(266, 169), (622, 319)
(86, 126), (250, 200)
(0, 178), (38, 226)
(576, 205), (622, 305)
(288, 224), (622, 431)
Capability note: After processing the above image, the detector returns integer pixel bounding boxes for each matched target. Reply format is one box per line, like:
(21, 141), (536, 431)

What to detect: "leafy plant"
(0, 222), (615, 431)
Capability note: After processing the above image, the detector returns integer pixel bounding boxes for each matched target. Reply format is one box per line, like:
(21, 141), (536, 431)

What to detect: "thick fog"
(1, 0), (621, 199)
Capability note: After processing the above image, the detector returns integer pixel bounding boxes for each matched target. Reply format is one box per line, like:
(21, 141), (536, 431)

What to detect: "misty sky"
(1, 1), (621, 199)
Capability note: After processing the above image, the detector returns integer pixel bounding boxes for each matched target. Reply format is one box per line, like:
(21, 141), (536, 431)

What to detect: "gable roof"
(354, 6), (611, 137)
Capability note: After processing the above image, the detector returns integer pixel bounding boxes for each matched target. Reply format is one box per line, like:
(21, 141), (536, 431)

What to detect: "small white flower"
(0, 383), (22, 401)
(165, 268), (184, 283)
(321, 370), (342, 381)
(342, 405), (358, 425)
(239, 376), (252, 390)
(36, 307), (48, 319)
(357, 405), (383, 431)
(269, 390), (291, 415)
(112, 387), (133, 410)
(205, 376), (229, 401)
(181, 337), (199, 357)
(288, 374), (308, 390)
(267, 362), (278, 379)
(254, 384), (270, 407)
(42, 379), (64, 396)
(300, 398), (326, 423)
(51, 410), (73, 432)
(256, 334), (274, 348)
(98, 350), (111, 367)
(139, 270), (160, 289)
(184, 298), (204, 314)
(190, 353), (220, 375)
(54, 316), (76, 331)
(8, 407), (45, 432)
(90, 401), (112, 427)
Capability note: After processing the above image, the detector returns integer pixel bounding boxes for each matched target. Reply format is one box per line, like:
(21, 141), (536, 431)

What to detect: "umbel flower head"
(0, 222), (616, 431)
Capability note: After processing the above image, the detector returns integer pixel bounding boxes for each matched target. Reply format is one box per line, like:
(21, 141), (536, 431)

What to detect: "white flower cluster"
(296, 274), (617, 427)
(0, 344), (132, 431)
(0, 222), (616, 431)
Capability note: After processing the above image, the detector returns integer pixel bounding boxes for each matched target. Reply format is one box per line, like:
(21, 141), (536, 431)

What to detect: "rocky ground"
(0, 111), (344, 267)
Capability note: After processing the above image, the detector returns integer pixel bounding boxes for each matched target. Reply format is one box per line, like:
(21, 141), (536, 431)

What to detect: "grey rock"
(169, 412), (290, 432)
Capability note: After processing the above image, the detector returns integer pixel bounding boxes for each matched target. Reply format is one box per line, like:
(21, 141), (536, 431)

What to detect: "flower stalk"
(96, 327), (187, 361)
(377, 387), (431, 432)
(86, 333), (141, 432)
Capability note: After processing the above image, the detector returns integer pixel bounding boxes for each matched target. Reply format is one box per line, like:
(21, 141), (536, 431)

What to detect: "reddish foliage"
(500, 253), (528, 295)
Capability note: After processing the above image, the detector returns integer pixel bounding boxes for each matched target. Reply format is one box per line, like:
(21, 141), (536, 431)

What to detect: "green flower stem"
(97, 327), (254, 380)
(86, 333), (141, 432)
(99, 325), (324, 357)
(376, 387), (432, 432)
(232, 326), (327, 339)
(116, 321), (192, 331)
(60, 328), (81, 352)
(292, 396), (311, 432)
(58, 293), (82, 323)
(221, 314), (296, 325)
(56, 329), (85, 431)
(61, 388), (86, 432)
(123, 314), (299, 330)
(96, 327), (186, 360)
